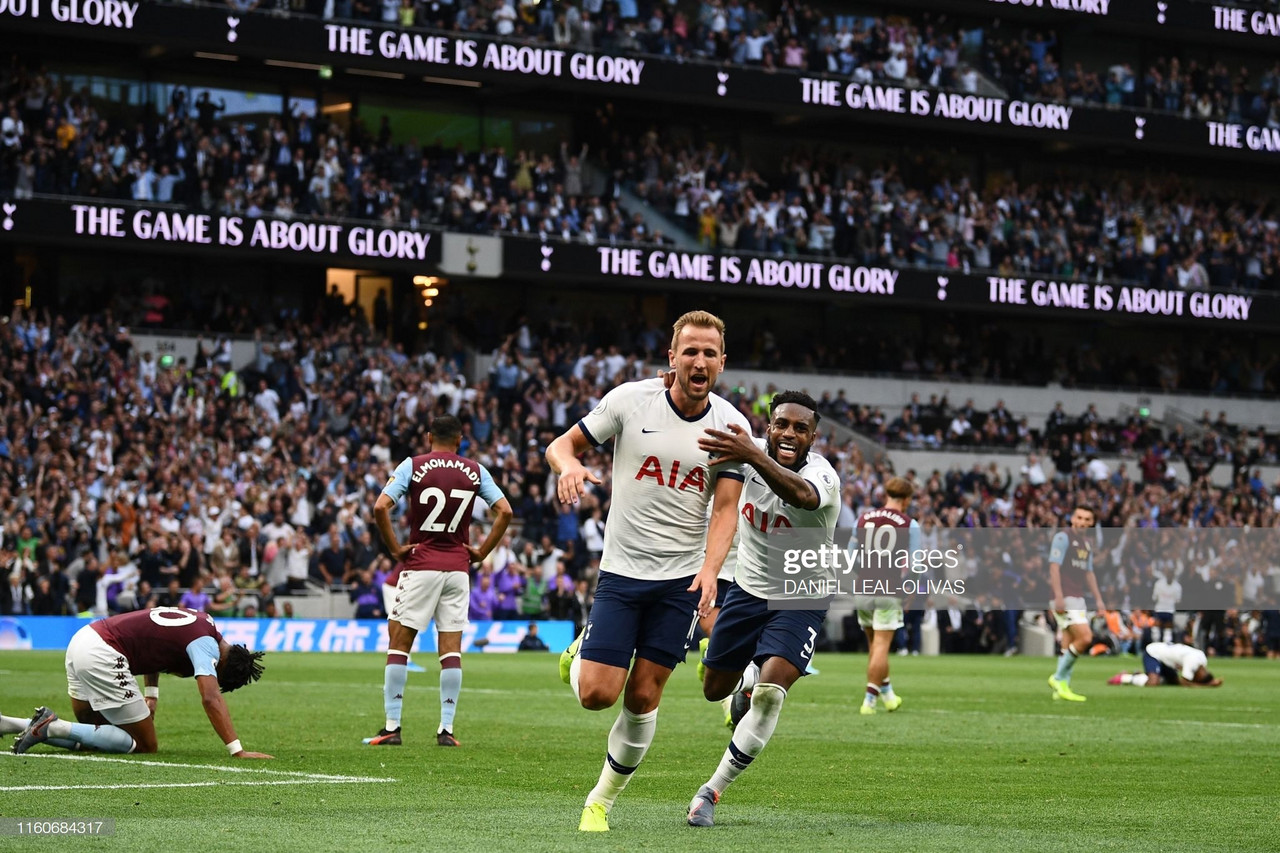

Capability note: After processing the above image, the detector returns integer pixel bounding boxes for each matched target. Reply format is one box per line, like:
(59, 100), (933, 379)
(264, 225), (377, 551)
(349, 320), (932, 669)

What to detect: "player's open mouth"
(776, 440), (797, 461)
(690, 373), (708, 391)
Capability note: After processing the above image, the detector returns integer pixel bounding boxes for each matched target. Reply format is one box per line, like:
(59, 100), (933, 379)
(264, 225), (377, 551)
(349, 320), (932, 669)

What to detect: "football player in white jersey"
(1108, 641), (1222, 687)
(546, 310), (750, 833)
(684, 391), (841, 828)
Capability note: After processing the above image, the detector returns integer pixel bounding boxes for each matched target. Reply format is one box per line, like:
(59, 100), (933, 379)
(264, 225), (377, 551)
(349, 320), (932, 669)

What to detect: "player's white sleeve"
(477, 464), (505, 505)
(186, 636), (221, 677)
(577, 380), (650, 446)
(802, 463), (840, 509)
(381, 457), (414, 503)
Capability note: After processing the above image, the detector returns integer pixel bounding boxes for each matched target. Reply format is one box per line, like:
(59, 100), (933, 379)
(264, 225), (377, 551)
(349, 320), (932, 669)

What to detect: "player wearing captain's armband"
(685, 391), (841, 828)
(547, 311), (749, 833)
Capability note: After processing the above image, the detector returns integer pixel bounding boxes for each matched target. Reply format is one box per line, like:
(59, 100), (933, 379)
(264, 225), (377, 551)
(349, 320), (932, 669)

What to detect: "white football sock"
(569, 654), (583, 700)
(0, 713), (29, 734)
(735, 661), (760, 694)
(585, 707), (657, 811)
(708, 682), (787, 794)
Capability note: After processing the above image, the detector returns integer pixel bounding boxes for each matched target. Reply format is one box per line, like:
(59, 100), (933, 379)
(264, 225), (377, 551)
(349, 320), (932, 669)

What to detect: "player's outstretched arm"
(546, 426), (601, 504)
(698, 423), (819, 510)
(196, 675), (272, 759)
(374, 493), (414, 562)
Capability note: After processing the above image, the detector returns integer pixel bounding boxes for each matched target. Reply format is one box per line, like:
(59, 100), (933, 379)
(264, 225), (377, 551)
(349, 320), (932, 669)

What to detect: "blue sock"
(1054, 646), (1078, 682)
(439, 667), (462, 732)
(384, 662), (408, 731)
(67, 723), (135, 753)
(46, 738), (82, 751)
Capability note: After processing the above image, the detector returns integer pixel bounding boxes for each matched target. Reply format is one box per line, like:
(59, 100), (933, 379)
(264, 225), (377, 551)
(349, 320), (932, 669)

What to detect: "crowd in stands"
(2, 299), (1279, 661)
(825, 389), (1280, 470)
(217, 0), (1280, 130)
(4, 44), (1280, 292)
(615, 124), (1280, 291)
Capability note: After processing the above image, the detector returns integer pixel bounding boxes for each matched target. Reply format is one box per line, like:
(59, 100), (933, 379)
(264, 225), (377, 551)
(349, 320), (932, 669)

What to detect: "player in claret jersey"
(546, 310), (750, 832)
(8, 607), (268, 758)
(854, 477), (919, 715)
(1047, 505), (1106, 702)
(685, 391), (841, 828)
(365, 415), (512, 748)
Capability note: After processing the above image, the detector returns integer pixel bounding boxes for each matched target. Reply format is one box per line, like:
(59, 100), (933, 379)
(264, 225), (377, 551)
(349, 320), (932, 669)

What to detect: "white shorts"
(1057, 596), (1089, 628)
(390, 571), (469, 634)
(858, 603), (905, 632)
(65, 625), (150, 726)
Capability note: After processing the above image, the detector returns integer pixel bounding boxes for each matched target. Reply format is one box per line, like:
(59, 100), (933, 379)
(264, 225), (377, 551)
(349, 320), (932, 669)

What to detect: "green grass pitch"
(2, 651), (1278, 852)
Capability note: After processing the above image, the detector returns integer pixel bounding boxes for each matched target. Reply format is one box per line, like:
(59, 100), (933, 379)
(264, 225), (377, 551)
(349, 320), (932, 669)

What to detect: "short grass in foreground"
(2, 651), (1278, 852)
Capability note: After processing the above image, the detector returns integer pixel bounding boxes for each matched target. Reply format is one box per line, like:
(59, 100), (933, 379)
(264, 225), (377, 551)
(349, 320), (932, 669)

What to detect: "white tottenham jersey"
(1145, 642), (1207, 680)
(735, 438), (842, 598)
(578, 377), (750, 581)
(1152, 578), (1182, 611)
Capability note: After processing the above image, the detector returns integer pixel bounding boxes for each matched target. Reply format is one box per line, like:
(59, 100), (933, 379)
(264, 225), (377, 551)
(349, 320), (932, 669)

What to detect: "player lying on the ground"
(1107, 641), (1223, 687)
(5, 607), (269, 757)
(686, 391), (841, 828)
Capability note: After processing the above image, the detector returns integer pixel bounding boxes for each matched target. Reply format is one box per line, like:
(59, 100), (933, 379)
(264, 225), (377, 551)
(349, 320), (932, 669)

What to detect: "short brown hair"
(885, 477), (914, 500)
(670, 310), (726, 355)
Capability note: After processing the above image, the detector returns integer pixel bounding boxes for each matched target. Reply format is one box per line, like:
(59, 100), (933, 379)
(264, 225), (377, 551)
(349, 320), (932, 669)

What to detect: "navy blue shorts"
(1155, 611), (1174, 623)
(579, 571), (700, 671)
(703, 582), (825, 677)
(714, 579), (732, 610)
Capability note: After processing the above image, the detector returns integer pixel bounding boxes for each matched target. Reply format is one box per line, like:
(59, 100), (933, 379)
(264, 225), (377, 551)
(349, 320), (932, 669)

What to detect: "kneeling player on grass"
(365, 415), (513, 748)
(1107, 641), (1223, 687)
(686, 391), (841, 828)
(6, 607), (269, 758)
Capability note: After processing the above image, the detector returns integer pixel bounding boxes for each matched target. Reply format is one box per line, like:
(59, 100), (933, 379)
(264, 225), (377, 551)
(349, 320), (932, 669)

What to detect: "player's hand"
(556, 462), (601, 504)
(233, 750), (274, 759)
(1053, 596), (1065, 614)
(656, 368), (675, 389)
(466, 545), (484, 564)
(698, 423), (759, 465)
(145, 697), (157, 718)
(390, 543), (416, 562)
(688, 568), (719, 619)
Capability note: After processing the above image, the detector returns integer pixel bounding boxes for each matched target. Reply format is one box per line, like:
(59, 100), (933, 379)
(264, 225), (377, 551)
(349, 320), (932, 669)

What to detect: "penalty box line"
(1, 752), (396, 785)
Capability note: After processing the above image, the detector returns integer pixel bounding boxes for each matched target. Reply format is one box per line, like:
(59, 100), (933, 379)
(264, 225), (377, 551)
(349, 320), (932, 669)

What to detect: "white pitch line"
(2, 752), (393, 782)
(0, 780), (393, 792)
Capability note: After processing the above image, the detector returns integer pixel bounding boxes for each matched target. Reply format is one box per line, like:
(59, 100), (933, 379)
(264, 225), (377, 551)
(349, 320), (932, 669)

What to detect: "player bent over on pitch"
(1108, 641), (1223, 687)
(8, 607), (268, 758)
(687, 391), (841, 828)
(548, 311), (749, 832)
(366, 415), (513, 748)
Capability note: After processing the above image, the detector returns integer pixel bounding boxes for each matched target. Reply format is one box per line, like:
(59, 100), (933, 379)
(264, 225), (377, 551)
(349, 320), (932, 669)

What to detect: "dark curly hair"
(768, 390), (821, 425)
(217, 645), (266, 693)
